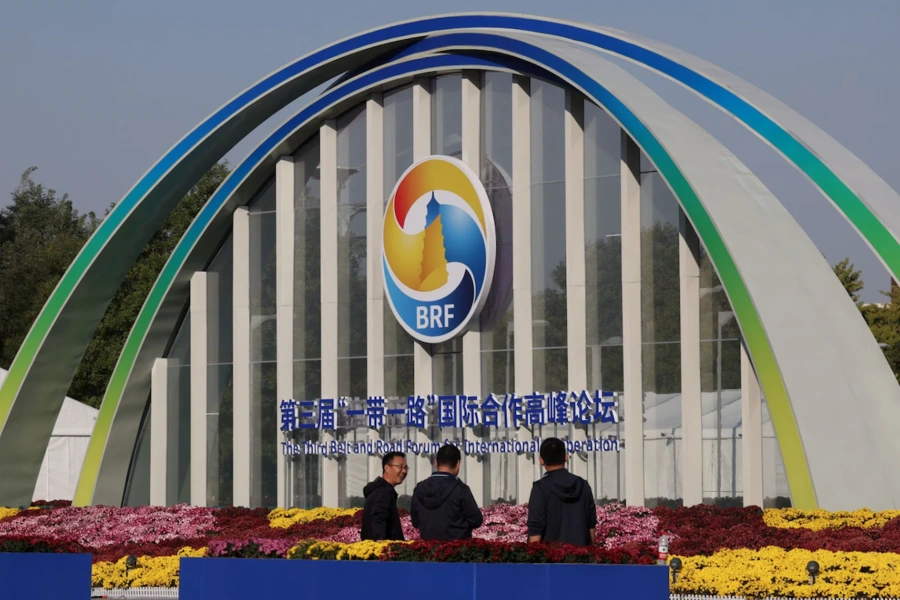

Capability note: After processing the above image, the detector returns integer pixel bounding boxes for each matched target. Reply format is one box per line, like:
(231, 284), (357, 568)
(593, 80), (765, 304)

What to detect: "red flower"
(378, 539), (656, 564)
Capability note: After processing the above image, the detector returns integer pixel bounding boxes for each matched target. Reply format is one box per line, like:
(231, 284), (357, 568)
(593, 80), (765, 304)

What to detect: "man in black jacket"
(410, 444), (483, 540)
(360, 451), (407, 541)
(527, 437), (597, 546)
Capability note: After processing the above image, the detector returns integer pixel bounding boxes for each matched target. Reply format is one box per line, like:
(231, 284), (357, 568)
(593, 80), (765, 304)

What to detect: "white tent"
(0, 368), (98, 502)
(639, 390), (789, 502)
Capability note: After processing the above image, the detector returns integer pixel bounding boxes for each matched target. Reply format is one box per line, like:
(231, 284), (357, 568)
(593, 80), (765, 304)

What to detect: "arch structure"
(0, 14), (896, 511)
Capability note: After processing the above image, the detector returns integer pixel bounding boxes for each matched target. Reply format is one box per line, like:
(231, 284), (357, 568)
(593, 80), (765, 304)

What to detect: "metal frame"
(0, 15), (884, 509)
(101, 39), (900, 509)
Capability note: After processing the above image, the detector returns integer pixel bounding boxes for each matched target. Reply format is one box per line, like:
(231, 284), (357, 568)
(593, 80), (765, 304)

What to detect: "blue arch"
(0, 14), (885, 510)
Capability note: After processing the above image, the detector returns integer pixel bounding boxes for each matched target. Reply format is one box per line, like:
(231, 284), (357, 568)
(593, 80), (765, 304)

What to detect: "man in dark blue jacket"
(411, 444), (483, 540)
(361, 452), (407, 541)
(527, 437), (597, 547)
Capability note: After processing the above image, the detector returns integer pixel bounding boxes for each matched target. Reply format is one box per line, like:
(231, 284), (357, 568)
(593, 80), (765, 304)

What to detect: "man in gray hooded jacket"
(410, 444), (483, 540)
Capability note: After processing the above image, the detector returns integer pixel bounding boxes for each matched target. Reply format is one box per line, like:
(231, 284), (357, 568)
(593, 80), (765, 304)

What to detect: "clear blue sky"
(1, 0), (898, 301)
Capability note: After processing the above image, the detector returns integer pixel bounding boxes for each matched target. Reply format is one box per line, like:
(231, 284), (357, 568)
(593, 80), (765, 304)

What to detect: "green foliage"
(0, 539), (54, 553)
(68, 162), (230, 408)
(69, 162), (231, 407)
(0, 168), (99, 371)
(537, 221), (707, 395)
(860, 281), (900, 383)
(0, 164), (230, 409)
(699, 246), (741, 393)
(830, 256), (900, 383)
(642, 222), (681, 394)
(833, 257), (865, 305)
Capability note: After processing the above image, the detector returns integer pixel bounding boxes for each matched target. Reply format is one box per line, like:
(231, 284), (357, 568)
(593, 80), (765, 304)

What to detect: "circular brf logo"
(382, 156), (496, 344)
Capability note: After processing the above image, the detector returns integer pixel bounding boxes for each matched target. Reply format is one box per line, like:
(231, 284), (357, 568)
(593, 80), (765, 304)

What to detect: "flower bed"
(285, 538), (656, 564)
(381, 538), (656, 564)
(2, 502), (900, 596)
(0, 505), (216, 551)
(91, 547), (207, 590)
(670, 547), (900, 598)
(0, 508), (19, 521)
(267, 507), (358, 529)
(763, 508), (900, 531)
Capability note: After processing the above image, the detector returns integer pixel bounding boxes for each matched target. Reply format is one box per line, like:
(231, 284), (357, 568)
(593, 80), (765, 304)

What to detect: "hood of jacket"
(364, 477), (395, 498)
(415, 472), (461, 510)
(540, 469), (585, 503)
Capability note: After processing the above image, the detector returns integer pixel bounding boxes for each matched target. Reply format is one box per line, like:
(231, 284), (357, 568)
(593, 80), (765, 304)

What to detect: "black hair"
(382, 451), (406, 470)
(435, 444), (461, 468)
(539, 437), (566, 467)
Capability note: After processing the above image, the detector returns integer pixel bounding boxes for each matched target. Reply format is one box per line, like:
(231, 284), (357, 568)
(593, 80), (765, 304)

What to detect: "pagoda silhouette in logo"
(418, 191), (449, 291)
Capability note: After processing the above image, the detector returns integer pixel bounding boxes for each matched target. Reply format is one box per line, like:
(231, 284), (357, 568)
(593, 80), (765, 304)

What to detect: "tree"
(540, 220), (704, 394)
(860, 285), (900, 383)
(0, 168), (99, 370)
(830, 257), (900, 383)
(642, 221), (684, 394)
(0, 163), (232, 408)
(833, 257), (864, 305)
(698, 246), (741, 393)
(69, 162), (230, 407)
(584, 231), (623, 391)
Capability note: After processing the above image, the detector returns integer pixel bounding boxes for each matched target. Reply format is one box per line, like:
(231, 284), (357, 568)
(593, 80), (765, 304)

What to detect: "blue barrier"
(180, 558), (669, 600)
(0, 553), (92, 599)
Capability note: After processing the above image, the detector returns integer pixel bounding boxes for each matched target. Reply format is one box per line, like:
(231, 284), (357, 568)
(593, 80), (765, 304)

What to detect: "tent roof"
(0, 368), (97, 436)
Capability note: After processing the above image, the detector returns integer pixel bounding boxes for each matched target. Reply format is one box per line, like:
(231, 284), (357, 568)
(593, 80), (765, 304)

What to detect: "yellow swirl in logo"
(383, 159), (487, 292)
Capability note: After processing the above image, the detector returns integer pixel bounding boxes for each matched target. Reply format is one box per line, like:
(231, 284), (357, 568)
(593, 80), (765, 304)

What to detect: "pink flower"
(473, 504), (529, 543)
(317, 518), (419, 543)
(320, 527), (362, 543)
(594, 503), (662, 549)
(401, 516), (420, 541)
(208, 538), (296, 558)
(0, 505), (216, 550)
(0, 501), (664, 558)
(470, 502), (662, 547)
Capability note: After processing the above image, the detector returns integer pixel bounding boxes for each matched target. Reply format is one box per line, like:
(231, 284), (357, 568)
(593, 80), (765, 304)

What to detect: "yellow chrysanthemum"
(764, 507), (900, 531)
(0, 507), (19, 521)
(267, 507), (358, 529)
(671, 547), (900, 598)
(287, 540), (404, 561)
(91, 547), (207, 589)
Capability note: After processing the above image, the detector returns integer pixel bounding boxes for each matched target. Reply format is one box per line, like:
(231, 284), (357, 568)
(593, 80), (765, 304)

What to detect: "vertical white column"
(205, 274), (220, 505)
(232, 208), (251, 507)
(412, 78), (434, 481)
(565, 91), (588, 479)
(320, 120), (340, 507)
(742, 343), (764, 507)
(366, 94), (385, 481)
(461, 71), (484, 503)
(276, 156), (295, 508)
(512, 76), (535, 504)
(150, 358), (169, 506)
(190, 272), (209, 506)
(621, 132), (644, 506)
(293, 155), (312, 508)
(680, 211), (702, 506)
